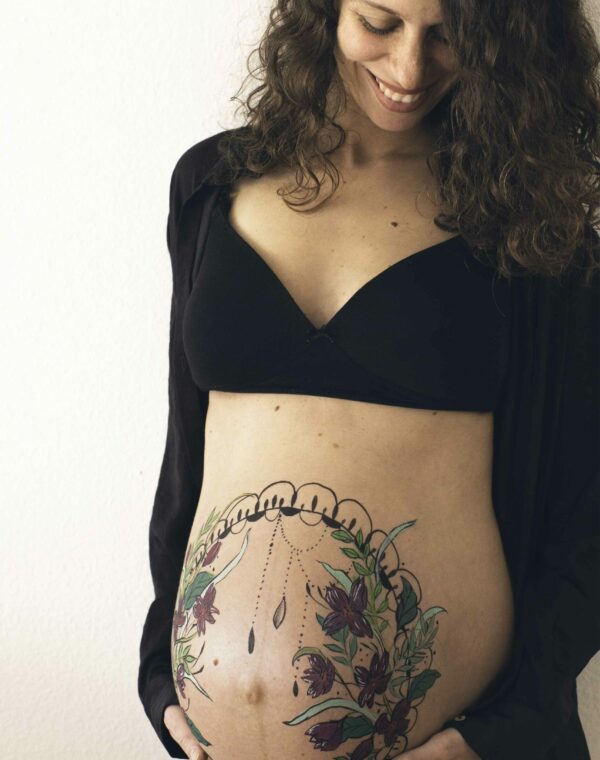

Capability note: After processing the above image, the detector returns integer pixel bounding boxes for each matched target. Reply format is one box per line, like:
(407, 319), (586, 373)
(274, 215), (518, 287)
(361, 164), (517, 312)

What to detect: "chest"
(225, 165), (460, 330)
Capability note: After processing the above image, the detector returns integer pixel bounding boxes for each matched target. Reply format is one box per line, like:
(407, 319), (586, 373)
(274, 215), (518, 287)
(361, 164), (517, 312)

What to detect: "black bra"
(182, 187), (511, 411)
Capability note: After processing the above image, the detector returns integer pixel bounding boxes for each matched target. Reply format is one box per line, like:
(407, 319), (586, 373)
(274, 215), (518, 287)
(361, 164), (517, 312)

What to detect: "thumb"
(163, 704), (209, 760)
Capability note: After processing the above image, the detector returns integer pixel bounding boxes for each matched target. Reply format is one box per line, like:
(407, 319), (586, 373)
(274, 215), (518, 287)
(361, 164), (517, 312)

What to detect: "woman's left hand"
(400, 727), (482, 759)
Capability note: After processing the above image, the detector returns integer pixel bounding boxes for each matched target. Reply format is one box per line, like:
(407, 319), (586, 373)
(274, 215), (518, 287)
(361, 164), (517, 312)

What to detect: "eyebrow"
(356, 0), (444, 26)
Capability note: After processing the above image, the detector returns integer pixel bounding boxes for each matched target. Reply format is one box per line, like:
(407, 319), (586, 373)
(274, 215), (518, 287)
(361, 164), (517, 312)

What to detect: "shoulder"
(169, 128), (236, 212)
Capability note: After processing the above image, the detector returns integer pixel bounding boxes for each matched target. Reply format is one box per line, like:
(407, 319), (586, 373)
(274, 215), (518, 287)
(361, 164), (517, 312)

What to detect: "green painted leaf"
(373, 581), (383, 598)
(341, 713), (374, 740)
(356, 529), (364, 547)
(183, 572), (214, 609)
(408, 626), (417, 653)
(333, 655), (349, 665)
(184, 714), (212, 746)
(377, 598), (389, 613)
(375, 520), (417, 581)
(415, 608), (441, 644)
(349, 636), (358, 659)
(324, 643), (345, 654)
(320, 562), (353, 593)
(283, 698), (375, 726)
(395, 577), (418, 630)
(341, 624), (349, 643)
(332, 530), (354, 543)
(316, 612), (326, 627)
(342, 547), (360, 559)
(211, 531), (250, 586)
(353, 562), (370, 576)
(407, 669), (441, 702)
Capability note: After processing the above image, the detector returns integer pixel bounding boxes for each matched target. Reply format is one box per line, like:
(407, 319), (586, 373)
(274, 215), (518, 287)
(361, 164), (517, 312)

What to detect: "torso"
(171, 155), (515, 759)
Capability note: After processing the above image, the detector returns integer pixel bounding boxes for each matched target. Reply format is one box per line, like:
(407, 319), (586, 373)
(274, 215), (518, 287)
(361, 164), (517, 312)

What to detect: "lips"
(366, 68), (431, 96)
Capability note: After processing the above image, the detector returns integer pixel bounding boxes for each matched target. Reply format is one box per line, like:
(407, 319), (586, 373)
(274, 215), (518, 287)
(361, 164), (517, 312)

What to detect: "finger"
(399, 738), (438, 760)
(163, 705), (210, 760)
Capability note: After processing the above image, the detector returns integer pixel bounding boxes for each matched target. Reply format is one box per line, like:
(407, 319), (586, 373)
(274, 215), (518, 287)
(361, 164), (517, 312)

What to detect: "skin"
(166, 2), (480, 758)
(324, 0), (461, 168)
(167, 483), (485, 760)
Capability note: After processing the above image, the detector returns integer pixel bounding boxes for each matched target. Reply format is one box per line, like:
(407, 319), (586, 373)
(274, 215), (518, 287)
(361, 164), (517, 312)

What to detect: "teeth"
(375, 77), (426, 103)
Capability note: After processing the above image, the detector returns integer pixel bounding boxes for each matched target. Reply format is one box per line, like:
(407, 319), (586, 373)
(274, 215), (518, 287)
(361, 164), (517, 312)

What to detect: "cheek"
(336, 16), (380, 63)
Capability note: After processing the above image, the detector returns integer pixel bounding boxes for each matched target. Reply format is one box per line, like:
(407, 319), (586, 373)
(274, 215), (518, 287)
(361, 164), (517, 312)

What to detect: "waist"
(202, 389), (495, 501)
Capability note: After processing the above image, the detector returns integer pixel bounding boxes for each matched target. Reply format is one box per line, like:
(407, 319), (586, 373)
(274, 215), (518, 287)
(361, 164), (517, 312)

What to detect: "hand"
(163, 704), (211, 760)
(400, 727), (481, 760)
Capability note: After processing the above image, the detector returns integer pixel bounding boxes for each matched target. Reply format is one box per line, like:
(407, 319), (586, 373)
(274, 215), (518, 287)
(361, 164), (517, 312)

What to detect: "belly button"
(244, 683), (264, 705)
(212, 658), (219, 666)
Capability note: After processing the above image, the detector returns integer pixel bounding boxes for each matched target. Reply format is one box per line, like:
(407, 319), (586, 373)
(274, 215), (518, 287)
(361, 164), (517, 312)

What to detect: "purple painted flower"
(323, 577), (373, 638)
(354, 651), (391, 708)
(172, 594), (186, 644)
(202, 541), (221, 567)
(305, 719), (344, 751)
(350, 736), (374, 760)
(192, 583), (219, 635)
(374, 697), (411, 746)
(175, 662), (186, 697)
(302, 654), (335, 698)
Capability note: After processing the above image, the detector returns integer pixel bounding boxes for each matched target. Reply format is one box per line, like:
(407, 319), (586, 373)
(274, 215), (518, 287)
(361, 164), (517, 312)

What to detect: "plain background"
(1, 1), (598, 758)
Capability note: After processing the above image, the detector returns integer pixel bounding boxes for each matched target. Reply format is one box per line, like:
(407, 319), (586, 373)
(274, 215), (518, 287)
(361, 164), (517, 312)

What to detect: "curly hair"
(211, 0), (600, 286)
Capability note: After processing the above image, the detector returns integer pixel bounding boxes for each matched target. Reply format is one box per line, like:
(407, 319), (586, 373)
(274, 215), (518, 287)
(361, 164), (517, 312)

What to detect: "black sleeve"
(441, 265), (600, 760)
(137, 156), (209, 758)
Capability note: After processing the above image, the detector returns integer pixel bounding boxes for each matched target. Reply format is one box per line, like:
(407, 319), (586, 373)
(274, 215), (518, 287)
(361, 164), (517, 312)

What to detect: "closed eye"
(358, 15), (449, 44)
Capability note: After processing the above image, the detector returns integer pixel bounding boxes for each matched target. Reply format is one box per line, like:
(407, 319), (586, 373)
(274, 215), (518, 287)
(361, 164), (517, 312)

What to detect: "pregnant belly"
(171, 479), (515, 759)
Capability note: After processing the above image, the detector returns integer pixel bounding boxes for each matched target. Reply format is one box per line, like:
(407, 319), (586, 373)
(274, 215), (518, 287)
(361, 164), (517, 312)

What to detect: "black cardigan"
(138, 130), (600, 760)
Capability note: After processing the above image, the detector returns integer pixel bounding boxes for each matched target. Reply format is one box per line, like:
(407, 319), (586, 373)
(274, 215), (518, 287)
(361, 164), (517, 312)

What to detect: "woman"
(138, 1), (600, 758)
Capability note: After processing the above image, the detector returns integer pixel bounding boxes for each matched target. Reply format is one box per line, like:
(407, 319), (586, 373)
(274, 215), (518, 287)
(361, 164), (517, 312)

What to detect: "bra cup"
(182, 190), (512, 412)
(327, 253), (511, 408)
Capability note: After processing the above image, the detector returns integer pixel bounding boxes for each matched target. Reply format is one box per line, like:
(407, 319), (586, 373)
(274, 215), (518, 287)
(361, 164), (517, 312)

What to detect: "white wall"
(1, 1), (598, 758)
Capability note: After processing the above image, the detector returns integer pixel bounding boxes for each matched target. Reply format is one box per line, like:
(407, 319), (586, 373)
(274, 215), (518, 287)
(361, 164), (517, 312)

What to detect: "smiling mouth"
(365, 68), (432, 103)
(368, 71), (431, 96)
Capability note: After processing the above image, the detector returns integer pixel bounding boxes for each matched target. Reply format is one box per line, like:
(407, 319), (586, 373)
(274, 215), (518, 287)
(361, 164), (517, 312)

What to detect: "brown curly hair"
(210, 0), (600, 286)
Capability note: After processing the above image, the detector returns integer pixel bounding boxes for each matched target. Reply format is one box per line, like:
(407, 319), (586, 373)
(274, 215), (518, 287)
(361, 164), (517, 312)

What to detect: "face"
(333, 0), (459, 136)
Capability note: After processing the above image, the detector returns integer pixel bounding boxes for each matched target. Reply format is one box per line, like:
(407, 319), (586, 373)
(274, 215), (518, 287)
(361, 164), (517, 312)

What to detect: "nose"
(386, 29), (433, 92)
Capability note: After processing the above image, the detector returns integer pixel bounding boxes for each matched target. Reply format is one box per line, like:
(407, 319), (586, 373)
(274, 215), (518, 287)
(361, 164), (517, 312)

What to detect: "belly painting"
(170, 394), (515, 759)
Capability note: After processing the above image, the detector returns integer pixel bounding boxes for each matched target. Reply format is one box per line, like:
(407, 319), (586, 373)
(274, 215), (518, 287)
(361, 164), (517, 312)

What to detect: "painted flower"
(374, 697), (411, 746)
(350, 736), (375, 760)
(175, 662), (186, 697)
(302, 654), (335, 698)
(323, 577), (373, 638)
(305, 719), (344, 751)
(192, 583), (219, 635)
(172, 593), (186, 644)
(202, 540), (221, 567)
(354, 651), (392, 708)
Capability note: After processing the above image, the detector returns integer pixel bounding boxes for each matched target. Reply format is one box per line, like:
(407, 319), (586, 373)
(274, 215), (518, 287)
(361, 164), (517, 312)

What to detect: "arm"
(138, 156), (209, 758)
(440, 263), (600, 760)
